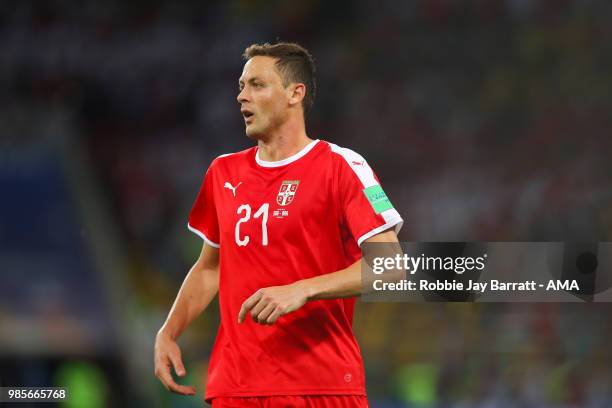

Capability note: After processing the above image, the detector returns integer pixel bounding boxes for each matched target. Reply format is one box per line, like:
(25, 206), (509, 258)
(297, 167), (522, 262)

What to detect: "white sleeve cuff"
(187, 223), (220, 248)
(357, 216), (403, 247)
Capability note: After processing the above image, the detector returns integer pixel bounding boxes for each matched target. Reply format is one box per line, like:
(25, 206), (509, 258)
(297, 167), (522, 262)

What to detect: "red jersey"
(188, 139), (403, 402)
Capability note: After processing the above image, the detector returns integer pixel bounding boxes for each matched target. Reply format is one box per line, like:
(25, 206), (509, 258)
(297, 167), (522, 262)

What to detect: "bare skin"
(154, 54), (401, 394)
(237, 56), (311, 161)
(154, 243), (219, 395)
(238, 229), (400, 325)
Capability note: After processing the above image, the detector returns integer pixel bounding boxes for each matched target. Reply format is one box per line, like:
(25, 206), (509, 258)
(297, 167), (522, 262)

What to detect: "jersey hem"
(204, 388), (366, 403)
(357, 216), (404, 246)
(187, 223), (220, 248)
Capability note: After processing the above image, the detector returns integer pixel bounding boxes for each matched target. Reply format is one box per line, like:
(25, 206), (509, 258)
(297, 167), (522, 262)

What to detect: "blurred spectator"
(1, 0), (611, 406)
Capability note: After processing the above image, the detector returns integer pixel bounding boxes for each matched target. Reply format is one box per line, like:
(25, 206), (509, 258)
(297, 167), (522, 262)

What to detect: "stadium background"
(1, 0), (611, 406)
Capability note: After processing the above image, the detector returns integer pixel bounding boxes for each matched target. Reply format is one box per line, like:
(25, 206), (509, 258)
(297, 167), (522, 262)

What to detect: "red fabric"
(211, 395), (369, 408)
(188, 140), (402, 402)
(188, 161), (220, 245)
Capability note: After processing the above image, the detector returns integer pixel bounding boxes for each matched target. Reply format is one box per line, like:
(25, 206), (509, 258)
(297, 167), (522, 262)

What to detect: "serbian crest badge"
(276, 180), (300, 206)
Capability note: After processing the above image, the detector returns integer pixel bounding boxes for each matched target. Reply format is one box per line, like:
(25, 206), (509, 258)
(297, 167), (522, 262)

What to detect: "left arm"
(238, 228), (400, 325)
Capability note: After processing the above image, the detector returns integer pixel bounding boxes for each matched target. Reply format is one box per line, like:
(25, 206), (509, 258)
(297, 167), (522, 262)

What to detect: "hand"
(154, 330), (196, 395)
(238, 282), (309, 325)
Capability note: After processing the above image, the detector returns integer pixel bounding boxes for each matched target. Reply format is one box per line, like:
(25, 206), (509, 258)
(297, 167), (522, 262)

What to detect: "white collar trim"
(255, 139), (320, 168)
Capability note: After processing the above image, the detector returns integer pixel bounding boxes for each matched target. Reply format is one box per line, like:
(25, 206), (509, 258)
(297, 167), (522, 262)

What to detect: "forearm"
(298, 229), (402, 301)
(160, 263), (219, 340)
(299, 259), (362, 301)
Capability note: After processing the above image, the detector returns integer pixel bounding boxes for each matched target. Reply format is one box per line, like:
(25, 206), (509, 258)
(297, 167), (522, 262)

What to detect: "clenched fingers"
(168, 349), (186, 377)
(253, 302), (277, 324)
(155, 361), (196, 395)
(266, 307), (284, 324)
(238, 290), (263, 323)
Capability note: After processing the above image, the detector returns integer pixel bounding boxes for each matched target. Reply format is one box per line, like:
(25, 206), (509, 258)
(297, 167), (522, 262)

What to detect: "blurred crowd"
(2, 0), (612, 406)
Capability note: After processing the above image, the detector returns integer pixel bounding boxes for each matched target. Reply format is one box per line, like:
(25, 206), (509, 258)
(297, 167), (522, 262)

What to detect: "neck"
(257, 117), (311, 162)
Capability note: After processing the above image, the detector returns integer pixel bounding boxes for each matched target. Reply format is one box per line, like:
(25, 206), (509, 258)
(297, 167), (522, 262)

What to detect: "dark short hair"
(243, 42), (316, 114)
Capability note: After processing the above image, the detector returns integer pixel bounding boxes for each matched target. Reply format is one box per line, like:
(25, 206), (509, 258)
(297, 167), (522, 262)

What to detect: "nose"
(237, 87), (248, 104)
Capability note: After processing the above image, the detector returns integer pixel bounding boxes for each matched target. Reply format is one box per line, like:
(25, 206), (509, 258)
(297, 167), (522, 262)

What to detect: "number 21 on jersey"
(235, 203), (269, 246)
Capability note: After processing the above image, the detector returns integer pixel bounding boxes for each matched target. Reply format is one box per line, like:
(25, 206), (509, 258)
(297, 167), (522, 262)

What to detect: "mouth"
(241, 109), (254, 123)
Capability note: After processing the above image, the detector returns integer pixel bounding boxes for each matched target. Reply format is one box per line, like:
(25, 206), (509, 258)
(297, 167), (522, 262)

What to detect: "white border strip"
(256, 139), (320, 168)
(357, 217), (404, 247)
(329, 143), (378, 188)
(187, 223), (220, 248)
(329, 143), (404, 245)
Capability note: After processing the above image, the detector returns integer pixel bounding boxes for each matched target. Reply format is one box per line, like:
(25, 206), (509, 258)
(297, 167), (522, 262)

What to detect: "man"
(154, 42), (403, 407)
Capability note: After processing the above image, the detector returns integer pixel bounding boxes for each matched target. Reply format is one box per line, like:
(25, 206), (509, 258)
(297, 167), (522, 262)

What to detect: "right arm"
(154, 241), (220, 395)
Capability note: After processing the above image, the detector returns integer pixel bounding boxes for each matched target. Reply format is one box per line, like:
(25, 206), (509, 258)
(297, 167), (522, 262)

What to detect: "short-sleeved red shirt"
(188, 139), (403, 402)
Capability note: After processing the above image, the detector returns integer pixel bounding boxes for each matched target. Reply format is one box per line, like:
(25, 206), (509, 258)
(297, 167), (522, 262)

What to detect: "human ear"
(288, 83), (306, 107)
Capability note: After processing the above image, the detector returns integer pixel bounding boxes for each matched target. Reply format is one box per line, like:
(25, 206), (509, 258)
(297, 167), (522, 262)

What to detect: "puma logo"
(224, 181), (242, 197)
